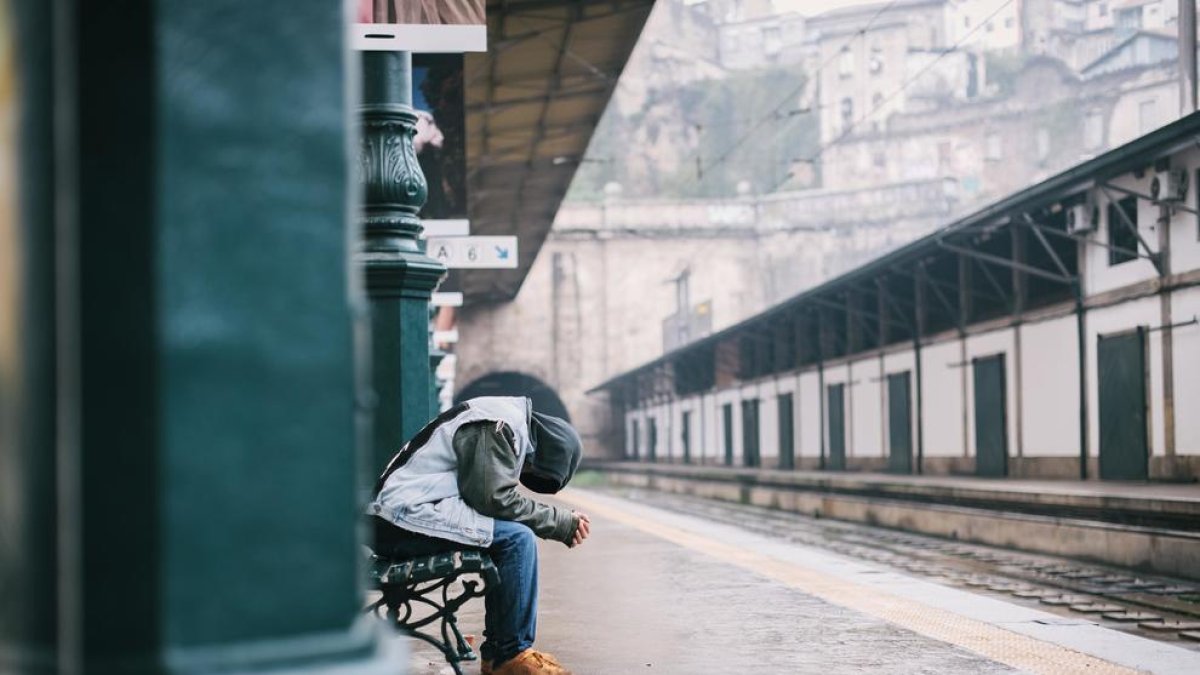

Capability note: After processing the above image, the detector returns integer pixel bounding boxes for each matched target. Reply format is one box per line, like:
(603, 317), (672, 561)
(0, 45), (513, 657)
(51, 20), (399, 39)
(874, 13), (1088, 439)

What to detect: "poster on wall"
(353, 0), (486, 52)
(413, 53), (469, 232)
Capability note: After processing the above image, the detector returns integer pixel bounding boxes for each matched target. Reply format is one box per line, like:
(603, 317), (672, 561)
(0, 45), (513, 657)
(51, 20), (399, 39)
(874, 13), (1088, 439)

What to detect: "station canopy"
(459, 0), (653, 303)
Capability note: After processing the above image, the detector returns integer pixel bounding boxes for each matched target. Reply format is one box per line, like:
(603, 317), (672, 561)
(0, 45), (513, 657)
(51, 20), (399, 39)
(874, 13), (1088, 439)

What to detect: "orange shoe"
(490, 649), (571, 675)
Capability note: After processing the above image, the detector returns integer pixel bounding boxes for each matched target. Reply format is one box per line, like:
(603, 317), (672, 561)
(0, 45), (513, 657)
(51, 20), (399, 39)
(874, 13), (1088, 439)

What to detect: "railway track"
(608, 487), (1200, 648)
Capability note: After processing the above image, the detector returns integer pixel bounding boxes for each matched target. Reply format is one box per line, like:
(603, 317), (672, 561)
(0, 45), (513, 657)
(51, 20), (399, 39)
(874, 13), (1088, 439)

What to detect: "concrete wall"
(849, 357), (884, 460)
(1173, 286), (1200, 457)
(921, 339), (967, 458)
(797, 370), (822, 461)
(1019, 314), (1080, 458)
(622, 267), (1197, 478)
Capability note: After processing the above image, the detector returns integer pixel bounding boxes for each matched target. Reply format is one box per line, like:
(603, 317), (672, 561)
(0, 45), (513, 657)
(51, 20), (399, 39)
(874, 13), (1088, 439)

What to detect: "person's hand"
(569, 511), (591, 548)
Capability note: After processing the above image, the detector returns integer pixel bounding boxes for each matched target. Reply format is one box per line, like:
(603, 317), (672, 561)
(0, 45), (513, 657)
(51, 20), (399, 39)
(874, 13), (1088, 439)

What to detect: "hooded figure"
(522, 411), (583, 495)
(370, 396), (591, 675)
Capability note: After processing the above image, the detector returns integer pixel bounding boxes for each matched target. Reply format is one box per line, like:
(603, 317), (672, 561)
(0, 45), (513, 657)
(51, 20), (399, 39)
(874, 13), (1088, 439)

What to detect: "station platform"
(592, 462), (1200, 524)
(401, 487), (1200, 674)
(590, 462), (1200, 580)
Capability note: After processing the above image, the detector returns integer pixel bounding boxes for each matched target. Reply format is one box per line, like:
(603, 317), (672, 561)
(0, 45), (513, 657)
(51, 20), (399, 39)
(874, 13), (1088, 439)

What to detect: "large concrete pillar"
(1, 0), (58, 670)
(0, 1), (397, 671)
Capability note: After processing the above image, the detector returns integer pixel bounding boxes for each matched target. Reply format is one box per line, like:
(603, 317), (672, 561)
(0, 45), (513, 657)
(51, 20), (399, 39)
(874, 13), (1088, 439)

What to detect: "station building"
(595, 112), (1200, 482)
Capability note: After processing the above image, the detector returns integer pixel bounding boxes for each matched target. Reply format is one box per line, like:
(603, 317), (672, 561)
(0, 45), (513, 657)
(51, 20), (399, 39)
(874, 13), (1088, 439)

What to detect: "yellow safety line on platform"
(558, 489), (1142, 675)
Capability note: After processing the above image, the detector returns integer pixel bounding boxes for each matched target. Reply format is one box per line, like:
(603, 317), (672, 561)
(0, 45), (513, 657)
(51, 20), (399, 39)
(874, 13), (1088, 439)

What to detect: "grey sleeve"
(454, 421), (578, 545)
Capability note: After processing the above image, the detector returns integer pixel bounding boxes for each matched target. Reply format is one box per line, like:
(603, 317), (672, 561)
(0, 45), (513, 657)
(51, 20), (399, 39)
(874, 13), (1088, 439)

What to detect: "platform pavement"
(398, 488), (1200, 675)
(594, 462), (1200, 518)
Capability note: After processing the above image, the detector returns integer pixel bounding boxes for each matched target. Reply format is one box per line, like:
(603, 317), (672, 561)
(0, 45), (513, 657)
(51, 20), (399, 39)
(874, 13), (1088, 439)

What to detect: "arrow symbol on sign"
(495, 246), (510, 260)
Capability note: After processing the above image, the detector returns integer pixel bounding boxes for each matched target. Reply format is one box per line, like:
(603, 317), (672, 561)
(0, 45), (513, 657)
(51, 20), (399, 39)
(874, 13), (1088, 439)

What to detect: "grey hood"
(521, 411), (582, 494)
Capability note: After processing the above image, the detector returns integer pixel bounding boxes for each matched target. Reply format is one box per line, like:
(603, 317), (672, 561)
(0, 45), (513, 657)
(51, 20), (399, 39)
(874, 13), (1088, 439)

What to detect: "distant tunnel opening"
(455, 371), (571, 422)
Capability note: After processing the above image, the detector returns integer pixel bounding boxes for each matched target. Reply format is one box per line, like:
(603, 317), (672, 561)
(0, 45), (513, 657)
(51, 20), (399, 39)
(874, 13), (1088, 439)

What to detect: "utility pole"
(1181, 0), (1197, 114)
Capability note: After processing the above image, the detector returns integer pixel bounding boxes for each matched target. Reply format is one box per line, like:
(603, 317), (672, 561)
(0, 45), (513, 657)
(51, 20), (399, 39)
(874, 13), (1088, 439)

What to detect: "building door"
(778, 393), (795, 470)
(887, 372), (913, 474)
(827, 384), (846, 470)
(631, 419), (639, 460)
(1099, 329), (1149, 480)
(647, 417), (657, 463)
(681, 410), (692, 464)
(722, 403), (734, 466)
(973, 355), (1008, 477)
(742, 399), (761, 467)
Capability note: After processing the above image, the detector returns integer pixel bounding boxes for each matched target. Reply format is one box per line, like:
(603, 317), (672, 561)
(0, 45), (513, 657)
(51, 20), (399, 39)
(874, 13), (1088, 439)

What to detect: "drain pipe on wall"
(1075, 282), (1090, 480)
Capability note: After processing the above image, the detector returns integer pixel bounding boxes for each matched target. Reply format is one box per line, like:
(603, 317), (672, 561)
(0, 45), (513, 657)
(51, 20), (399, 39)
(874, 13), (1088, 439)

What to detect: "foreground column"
(44, 1), (395, 671)
(359, 51), (447, 472)
(0, 1), (58, 671)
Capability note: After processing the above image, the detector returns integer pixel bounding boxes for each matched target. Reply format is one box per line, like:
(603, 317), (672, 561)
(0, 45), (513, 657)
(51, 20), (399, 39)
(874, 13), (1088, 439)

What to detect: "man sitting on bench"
(369, 396), (590, 675)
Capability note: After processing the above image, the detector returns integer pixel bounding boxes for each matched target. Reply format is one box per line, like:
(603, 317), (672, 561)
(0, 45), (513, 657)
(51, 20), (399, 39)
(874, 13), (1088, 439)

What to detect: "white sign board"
(427, 236), (518, 269)
(431, 292), (464, 307)
(421, 219), (470, 238)
(352, 23), (487, 53)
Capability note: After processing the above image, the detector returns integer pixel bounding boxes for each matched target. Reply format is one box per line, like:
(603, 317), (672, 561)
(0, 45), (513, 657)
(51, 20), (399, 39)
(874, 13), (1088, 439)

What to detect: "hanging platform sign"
(353, 0), (487, 52)
(431, 292), (464, 307)
(427, 236), (518, 269)
(421, 219), (469, 238)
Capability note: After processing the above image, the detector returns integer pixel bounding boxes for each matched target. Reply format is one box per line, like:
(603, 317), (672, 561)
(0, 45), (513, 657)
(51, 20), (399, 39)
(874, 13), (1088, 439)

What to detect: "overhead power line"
(768, 0), (1017, 193)
(689, 0), (902, 183)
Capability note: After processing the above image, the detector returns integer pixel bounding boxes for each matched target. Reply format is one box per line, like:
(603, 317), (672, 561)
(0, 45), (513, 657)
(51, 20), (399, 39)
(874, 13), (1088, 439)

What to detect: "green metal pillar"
(359, 51), (447, 472)
(8, 1), (398, 671)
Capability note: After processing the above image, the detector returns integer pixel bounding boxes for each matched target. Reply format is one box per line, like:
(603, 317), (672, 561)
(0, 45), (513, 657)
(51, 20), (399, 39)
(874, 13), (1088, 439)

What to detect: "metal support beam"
(923, 268), (998, 305)
(809, 294), (908, 333)
(913, 266), (928, 474)
(1011, 223), (1028, 314)
(937, 240), (1076, 285)
(1099, 181), (1200, 215)
(1023, 215), (1148, 262)
(922, 263), (961, 321)
(972, 256), (1012, 309)
(876, 277), (915, 332)
(816, 309), (828, 470)
(957, 254), (972, 329)
(1020, 215), (1072, 279)
(1099, 184), (1165, 273)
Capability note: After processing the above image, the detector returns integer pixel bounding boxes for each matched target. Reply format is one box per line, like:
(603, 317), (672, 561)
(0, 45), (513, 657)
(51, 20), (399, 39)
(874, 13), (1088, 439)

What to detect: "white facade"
(947, 0), (1023, 52)
(620, 124), (1200, 480)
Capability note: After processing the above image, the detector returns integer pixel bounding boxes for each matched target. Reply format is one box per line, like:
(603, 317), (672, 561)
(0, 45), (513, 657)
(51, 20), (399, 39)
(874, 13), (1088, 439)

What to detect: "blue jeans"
(373, 517), (538, 665)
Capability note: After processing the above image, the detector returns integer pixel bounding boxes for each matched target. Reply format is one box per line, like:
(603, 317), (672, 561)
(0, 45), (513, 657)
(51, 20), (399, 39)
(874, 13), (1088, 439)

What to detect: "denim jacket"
(369, 397), (575, 547)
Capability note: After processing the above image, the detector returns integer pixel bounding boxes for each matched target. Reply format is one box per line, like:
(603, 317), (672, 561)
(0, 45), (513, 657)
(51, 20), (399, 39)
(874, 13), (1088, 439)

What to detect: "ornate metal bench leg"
(446, 613), (476, 661)
(405, 630), (467, 675)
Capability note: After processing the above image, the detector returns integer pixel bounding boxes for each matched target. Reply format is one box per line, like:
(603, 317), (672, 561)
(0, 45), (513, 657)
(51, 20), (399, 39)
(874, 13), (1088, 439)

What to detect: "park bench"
(365, 549), (499, 675)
